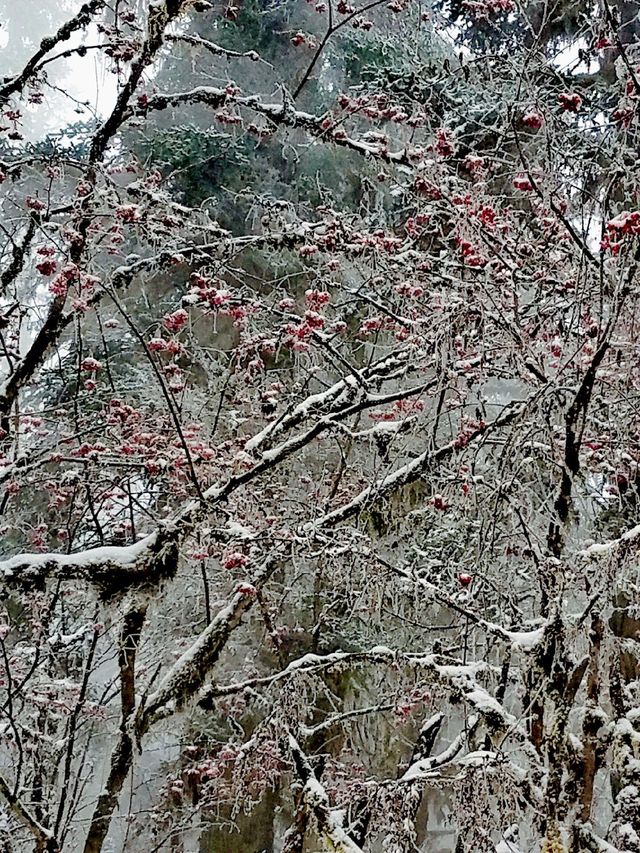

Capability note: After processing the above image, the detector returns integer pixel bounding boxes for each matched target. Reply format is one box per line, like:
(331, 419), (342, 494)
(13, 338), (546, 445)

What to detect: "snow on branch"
(0, 220), (331, 444)
(425, 660), (539, 764)
(307, 398), (531, 532)
(383, 559), (546, 652)
(0, 392), (531, 607)
(139, 554), (283, 729)
(288, 734), (365, 853)
(399, 717), (478, 782)
(579, 522), (640, 558)
(244, 350), (411, 453)
(572, 825), (625, 853)
(166, 33), (266, 63)
(132, 86), (412, 164)
(298, 702), (397, 740)
(607, 714), (640, 850)
(201, 644), (539, 770)
(0, 773), (54, 849)
(0, 530), (178, 597)
(198, 648), (397, 704)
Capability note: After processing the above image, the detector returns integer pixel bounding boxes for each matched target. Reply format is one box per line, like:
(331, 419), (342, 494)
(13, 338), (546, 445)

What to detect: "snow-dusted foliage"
(1, 0), (640, 850)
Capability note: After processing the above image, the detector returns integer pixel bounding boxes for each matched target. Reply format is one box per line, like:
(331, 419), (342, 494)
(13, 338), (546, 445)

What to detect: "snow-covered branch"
(288, 734), (365, 853)
(132, 86), (412, 165)
(0, 773), (54, 850)
(166, 33), (266, 63)
(306, 398), (532, 532)
(580, 523), (640, 558)
(139, 554), (283, 729)
(0, 530), (178, 597)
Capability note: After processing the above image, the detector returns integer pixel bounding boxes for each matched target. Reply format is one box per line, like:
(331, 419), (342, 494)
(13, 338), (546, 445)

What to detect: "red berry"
(36, 260), (57, 276)
(617, 473), (629, 493)
(522, 109), (543, 130)
(558, 92), (582, 113)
